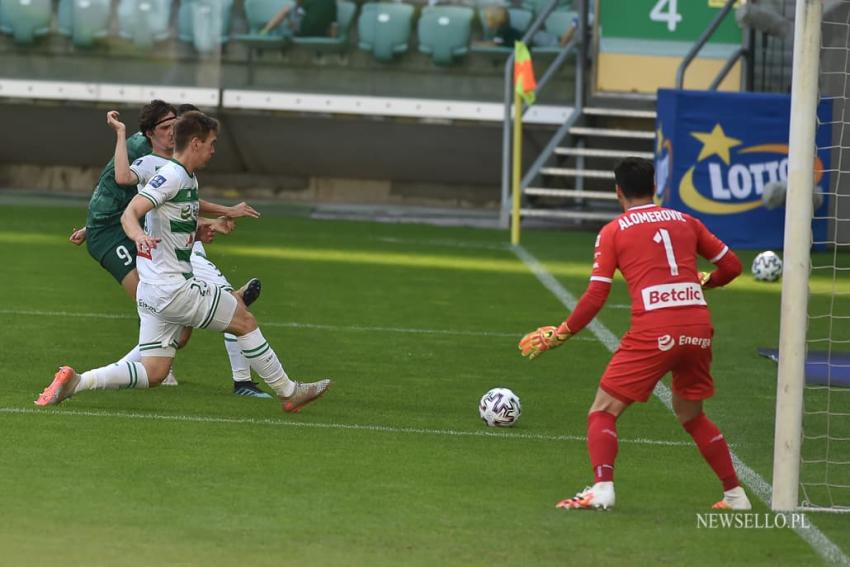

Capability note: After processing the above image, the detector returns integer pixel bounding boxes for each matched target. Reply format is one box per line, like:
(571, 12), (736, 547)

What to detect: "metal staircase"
(519, 105), (657, 224)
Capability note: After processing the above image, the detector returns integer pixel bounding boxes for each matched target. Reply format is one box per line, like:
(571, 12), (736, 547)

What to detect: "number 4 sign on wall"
(650, 0), (682, 32)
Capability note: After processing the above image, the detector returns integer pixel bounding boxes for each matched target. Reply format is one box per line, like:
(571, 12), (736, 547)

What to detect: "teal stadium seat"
(533, 8), (574, 54)
(5, 0), (51, 44)
(471, 7), (531, 56)
(357, 2), (414, 63)
(291, 0), (356, 52)
(117, 0), (173, 48)
(178, 0), (234, 53)
(417, 5), (473, 65)
(521, 0), (570, 16)
(231, 0), (294, 50)
(61, 0), (111, 47)
(0, 0), (10, 34)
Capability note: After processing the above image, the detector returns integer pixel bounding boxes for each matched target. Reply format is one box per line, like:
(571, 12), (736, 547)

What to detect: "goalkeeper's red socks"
(683, 412), (740, 491)
(588, 411), (619, 483)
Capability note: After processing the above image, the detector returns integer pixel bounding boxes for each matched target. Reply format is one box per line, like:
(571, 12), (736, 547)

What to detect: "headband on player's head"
(154, 115), (176, 127)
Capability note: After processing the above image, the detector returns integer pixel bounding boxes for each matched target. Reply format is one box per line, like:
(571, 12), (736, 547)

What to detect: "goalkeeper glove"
(518, 322), (573, 360)
(699, 271), (712, 288)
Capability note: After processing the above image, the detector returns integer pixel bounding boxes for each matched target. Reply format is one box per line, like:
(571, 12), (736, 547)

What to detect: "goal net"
(773, 0), (850, 513)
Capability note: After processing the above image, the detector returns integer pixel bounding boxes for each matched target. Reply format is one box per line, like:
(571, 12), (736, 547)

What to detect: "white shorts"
(137, 277), (237, 357)
(190, 245), (232, 291)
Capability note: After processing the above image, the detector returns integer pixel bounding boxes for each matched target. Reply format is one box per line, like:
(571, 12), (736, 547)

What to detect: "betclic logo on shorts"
(641, 282), (707, 311)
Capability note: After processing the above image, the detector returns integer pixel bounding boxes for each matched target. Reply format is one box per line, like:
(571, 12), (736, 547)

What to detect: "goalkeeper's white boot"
(556, 481), (615, 511)
(712, 486), (752, 510)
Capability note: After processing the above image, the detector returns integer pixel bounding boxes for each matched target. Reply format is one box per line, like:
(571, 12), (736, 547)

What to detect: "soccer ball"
(479, 387), (521, 427)
(752, 251), (783, 282)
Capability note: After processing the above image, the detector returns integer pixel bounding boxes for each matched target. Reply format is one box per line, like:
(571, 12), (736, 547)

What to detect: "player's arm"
(693, 218), (743, 288)
(196, 216), (236, 243)
(199, 199), (261, 219)
(121, 195), (159, 254)
(107, 111), (140, 187)
(519, 226), (616, 360)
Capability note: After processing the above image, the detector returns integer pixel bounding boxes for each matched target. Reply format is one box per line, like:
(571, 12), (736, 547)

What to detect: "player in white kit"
(37, 111), (331, 413)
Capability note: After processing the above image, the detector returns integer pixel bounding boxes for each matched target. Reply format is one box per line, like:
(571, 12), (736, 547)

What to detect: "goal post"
(772, 0), (822, 512)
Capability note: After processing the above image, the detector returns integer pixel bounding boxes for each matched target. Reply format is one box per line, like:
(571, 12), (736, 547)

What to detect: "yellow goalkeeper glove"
(699, 271), (712, 288)
(518, 322), (573, 360)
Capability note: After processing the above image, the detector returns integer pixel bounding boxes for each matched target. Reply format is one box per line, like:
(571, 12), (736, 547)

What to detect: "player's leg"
(190, 251), (270, 398)
(224, 294), (330, 413)
(557, 332), (669, 511)
(671, 337), (750, 510)
(87, 227), (139, 300)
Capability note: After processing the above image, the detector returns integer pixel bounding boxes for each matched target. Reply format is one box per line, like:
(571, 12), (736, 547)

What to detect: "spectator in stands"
(475, 5), (576, 49)
(260, 0), (338, 37)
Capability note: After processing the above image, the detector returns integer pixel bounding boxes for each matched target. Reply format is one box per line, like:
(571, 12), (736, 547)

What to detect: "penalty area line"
(0, 407), (692, 447)
(512, 244), (849, 567)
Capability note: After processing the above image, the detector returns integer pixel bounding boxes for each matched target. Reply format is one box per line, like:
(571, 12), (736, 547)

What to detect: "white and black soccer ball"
(752, 251), (783, 282)
(479, 387), (521, 427)
(762, 181), (787, 210)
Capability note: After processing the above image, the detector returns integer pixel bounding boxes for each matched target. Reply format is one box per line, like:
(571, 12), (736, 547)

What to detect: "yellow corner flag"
(514, 41), (536, 106)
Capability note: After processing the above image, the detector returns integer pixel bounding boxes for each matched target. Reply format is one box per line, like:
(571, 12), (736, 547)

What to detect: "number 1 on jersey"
(653, 228), (679, 276)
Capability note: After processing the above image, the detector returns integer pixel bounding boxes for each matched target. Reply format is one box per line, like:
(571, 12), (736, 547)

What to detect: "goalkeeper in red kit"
(519, 157), (751, 511)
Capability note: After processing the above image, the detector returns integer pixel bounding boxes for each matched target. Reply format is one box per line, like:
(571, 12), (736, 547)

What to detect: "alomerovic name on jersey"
(618, 209), (686, 231)
(641, 282), (707, 311)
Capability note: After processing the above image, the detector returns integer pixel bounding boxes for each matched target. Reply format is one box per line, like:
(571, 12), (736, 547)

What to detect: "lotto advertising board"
(655, 89), (832, 250)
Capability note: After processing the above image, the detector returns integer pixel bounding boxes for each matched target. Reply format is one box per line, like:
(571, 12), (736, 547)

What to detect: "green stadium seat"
(4, 0), (51, 44)
(357, 2), (414, 62)
(291, 0), (357, 53)
(117, 0), (173, 48)
(0, 1), (11, 34)
(533, 9), (574, 54)
(178, 0), (234, 53)
(417, 5), (474, 66)
(67, 0), (111, 47)
(231, 0), (294, 50)
(520, 0), (570, 16)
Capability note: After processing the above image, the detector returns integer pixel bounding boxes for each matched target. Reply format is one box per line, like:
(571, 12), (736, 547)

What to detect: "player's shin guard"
(74, 362), (149, 392)
(588, 411), (619, 483)
(224, 333), (251, 382)
(683, 412), (740, 491)
(237, 328), (295, 397)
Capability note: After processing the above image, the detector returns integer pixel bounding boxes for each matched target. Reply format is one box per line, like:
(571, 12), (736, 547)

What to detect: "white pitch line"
(0, 407), (692, 447)
(0, 308), (596, 342)
(512, 244), (849, 567)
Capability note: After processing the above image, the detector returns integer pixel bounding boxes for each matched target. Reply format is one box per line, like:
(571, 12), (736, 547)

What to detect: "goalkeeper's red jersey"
(589, 203), (730, 331)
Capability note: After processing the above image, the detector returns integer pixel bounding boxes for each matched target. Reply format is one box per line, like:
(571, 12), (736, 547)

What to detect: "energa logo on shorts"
(657, 335), (675, 352)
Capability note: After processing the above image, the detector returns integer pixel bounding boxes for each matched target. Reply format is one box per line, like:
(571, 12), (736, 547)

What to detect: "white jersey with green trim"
(132, 153), (207, 258)
(136, 159), (200, 284)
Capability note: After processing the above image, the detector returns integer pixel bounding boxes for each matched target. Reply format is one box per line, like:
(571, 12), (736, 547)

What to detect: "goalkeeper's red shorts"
(599, 325), (715, 404)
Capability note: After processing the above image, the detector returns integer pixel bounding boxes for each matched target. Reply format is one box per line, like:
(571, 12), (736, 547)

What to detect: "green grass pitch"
(0, 203), (848, 566)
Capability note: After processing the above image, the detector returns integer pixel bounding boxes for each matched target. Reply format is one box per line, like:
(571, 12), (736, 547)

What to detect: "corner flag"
(514, 41), (536, 106)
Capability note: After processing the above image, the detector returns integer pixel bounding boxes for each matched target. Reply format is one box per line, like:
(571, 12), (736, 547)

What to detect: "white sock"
(237, 328), (294, 397)
(117, 345), (142, 365)
(225, 333), (251, 382)
(75, 361), (150, 392)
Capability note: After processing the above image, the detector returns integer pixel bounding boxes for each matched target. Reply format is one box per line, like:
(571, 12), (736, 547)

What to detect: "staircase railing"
(499, 0), (588, 227)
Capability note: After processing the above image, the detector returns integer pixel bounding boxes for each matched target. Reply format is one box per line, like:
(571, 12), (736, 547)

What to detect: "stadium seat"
(63, 0), (111, 47)
(357, 2), (414, 63)
(533, 9), (575, 54)
(178, 0), (234, 53)
(521, 0), (570, 16)
(0, 0), (11, 34)
(117, 0), (173, 48)
(417, 5), (474, 65)
(4, 0), (51, 44)
(471, 7), (532, 56)
(231, 0), (294, 50)
(291, 0), (357, 53)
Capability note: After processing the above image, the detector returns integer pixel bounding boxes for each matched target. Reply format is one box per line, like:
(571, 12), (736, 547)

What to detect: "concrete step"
(569, 126), (656, 140)
(524, 187), (618, 200)
(539, 167), (615, 179)
(520, 208), (620, 221)
(583, 107), (657, 120)
(554, 147), (654, 160)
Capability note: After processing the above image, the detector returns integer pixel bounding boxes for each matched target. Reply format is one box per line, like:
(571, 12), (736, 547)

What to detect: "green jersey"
(85, 132), (152, 229)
